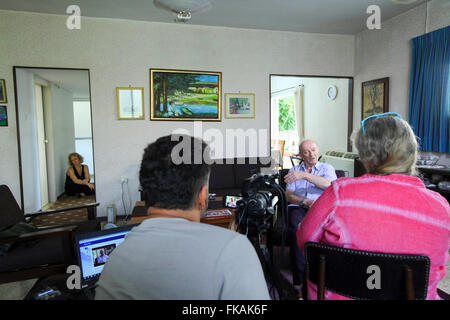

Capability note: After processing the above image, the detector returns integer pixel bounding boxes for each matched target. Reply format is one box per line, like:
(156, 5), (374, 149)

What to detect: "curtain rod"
(271, 84), (304, 95)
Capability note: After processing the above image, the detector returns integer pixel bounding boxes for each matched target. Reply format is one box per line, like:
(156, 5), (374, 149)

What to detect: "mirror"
(270, 74), (353, 169)
(14, 67), (95, 213)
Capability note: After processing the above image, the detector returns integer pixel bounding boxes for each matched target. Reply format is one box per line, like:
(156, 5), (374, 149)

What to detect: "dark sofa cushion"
(209, 162), (235, 190)
(209, 157), (272, 194)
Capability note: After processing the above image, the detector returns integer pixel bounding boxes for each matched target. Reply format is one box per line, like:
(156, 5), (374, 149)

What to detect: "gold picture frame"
(150, 68), (222, 121)
(116, 87), (144, 120)
(0, 79), (7, 103)
(361, 77), (389, 120)
(224, 93), (255, 119)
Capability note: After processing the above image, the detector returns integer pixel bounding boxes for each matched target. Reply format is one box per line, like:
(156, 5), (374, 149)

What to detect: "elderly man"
(284, 139), (337, 294)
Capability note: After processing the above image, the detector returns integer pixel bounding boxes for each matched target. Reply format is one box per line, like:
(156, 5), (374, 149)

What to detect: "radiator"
(321, 151), (358, 177)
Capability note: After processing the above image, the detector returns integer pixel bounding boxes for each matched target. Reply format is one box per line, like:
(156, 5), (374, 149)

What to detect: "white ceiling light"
(153, 0), (214, 23)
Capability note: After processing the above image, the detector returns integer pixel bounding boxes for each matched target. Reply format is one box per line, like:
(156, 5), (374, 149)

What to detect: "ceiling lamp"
(153, 0), (214, 23)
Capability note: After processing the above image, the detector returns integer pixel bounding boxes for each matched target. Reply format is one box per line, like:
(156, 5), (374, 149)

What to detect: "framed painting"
(116, 87), (144, 120)
(224, 93), (255, 119)
(0, 105), (7, 126)
(361, 77), (389, 120)
(0, 79), (7, 103)
(150, 69), (221, 121)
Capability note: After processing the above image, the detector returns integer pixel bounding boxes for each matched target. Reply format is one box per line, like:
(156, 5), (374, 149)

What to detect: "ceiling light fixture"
(154, 0), (213, 23)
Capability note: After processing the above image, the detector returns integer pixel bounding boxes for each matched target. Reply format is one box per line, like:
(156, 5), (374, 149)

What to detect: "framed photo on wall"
(0, 79), (7, 103)
(224, 93), (255, 119)
(361, 77), (389, 120)
(116, 87), (144, 120)
(0, 105), (8, 126)
(150, 68), (222, 121)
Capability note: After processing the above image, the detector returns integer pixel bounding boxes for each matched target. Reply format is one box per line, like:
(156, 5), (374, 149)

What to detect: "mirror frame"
(13, 66), (96, 212)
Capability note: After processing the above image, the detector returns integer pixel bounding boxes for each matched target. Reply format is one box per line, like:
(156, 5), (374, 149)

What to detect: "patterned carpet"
(29, 194), (96, 228)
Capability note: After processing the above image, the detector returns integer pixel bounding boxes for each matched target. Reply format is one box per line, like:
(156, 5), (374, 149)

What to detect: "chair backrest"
(0, 185), (25, 230)
(278, 169), (290, 190)
(335, 170), (347, 178)
(304, 242), (430, 300)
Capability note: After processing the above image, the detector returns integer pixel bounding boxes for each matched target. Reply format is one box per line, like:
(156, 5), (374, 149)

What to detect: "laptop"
(74, 224), (139, 289)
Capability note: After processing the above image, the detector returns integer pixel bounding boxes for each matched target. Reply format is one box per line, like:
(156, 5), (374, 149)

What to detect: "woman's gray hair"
(351, 116), (418, 176)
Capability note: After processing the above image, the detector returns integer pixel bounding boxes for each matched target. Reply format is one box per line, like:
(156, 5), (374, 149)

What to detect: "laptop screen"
(76, 224), (137, 286)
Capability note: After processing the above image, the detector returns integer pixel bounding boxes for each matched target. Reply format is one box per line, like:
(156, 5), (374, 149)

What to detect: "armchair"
(0, 184), (100, 284)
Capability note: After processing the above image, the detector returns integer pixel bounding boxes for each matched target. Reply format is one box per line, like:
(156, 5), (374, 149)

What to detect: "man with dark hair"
(95, 134), (270, 300)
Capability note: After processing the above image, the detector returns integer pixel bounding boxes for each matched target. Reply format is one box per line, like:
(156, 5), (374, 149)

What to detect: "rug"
(29, 194), (96, 228)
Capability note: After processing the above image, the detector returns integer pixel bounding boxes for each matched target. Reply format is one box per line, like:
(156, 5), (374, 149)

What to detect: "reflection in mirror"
(270, 75), (353, 170)
(14, 67), (95, 213)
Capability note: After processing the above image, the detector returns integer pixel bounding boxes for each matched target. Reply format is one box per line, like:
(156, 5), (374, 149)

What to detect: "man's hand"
(284, 171), (309, 185)
(303, 199), (315, 208)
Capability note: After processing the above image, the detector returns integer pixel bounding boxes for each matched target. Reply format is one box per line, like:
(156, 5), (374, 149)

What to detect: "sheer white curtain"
(294, 86), (304, 142)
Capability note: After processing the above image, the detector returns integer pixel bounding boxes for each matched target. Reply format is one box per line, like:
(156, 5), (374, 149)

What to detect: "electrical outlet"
(121, 177), (128, 183)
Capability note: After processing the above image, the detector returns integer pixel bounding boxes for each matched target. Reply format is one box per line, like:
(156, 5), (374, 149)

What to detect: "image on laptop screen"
(76, 224), (137, 287)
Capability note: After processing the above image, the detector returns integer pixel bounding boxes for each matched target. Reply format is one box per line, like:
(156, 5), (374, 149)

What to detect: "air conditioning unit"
(321, 151), (359, 177)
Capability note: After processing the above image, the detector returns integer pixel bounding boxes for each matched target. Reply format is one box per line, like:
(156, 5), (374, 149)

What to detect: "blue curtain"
(409, 26), (450, 153)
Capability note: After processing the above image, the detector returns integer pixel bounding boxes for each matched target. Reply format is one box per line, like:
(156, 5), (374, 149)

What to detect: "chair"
(0, 184), (100, 284)
(304, 242), (432, 300)
(271, 139), (286, 169)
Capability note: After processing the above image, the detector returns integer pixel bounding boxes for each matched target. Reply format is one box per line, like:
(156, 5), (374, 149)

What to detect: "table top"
(129, 197), (236, 229)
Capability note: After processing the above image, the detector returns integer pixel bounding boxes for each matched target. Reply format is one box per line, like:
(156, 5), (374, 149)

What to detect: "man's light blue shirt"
(286, 162), (337, 200)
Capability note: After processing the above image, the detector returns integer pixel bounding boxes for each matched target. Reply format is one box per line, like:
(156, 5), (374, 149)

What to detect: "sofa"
(209, 157), (272, 196)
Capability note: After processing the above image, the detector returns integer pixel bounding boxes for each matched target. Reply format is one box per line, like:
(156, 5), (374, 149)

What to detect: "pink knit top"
(297, 173), (450, 300)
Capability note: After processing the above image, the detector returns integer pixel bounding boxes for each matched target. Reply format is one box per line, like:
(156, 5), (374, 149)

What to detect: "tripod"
(247, 218), (287, 300)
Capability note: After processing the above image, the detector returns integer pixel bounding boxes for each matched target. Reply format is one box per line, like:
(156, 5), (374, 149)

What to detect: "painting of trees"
(151, 69), (222, 121)
(362, 78), (389, 120)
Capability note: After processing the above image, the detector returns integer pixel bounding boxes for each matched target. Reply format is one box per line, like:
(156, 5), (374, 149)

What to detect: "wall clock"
(327, 85), (338, 100)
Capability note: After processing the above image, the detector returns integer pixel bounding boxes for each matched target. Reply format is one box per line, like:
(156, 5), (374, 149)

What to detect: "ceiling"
(0, 0), (428, 35)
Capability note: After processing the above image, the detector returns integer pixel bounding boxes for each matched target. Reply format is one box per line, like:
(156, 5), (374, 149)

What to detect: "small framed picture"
(0, 79), (7, 103)
(224, 93), (255, 119)
(0, 105), (8, 127)
(116, 87), (144, 120)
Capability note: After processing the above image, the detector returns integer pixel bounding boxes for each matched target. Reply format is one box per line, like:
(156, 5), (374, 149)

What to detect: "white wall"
(353, 0), (449, 133)
(0, 10), (354, 216)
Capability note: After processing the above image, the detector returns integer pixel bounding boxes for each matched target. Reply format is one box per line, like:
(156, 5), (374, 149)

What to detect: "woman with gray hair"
(296, 112), (449, 300)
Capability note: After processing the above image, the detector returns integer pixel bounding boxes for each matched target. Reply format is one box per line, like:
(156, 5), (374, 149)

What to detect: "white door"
(35, 84), (49, 207)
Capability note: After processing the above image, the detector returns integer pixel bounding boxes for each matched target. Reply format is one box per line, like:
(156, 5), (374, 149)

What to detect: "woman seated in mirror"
(65, 152), (95, 197)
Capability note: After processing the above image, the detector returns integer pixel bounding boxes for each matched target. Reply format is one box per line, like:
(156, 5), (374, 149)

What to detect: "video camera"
(235, 173), (287, 240)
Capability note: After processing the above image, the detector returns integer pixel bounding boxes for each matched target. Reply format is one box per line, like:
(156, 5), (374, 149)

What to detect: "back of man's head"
(139, 134), (211, 210)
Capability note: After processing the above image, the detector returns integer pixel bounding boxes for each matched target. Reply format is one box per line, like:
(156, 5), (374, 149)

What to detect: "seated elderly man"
(283, 139), (337, 293)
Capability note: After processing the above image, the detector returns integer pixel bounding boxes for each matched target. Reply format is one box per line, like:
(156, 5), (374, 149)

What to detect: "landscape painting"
(362, 77), (389, 120)
(150, 69), (222, 121)
(225, 93), (255, 119)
